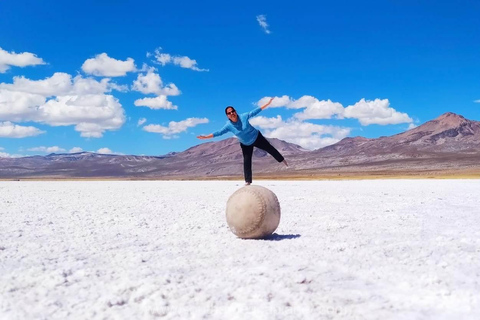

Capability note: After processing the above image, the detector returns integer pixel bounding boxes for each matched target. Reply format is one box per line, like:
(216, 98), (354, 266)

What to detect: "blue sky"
(1, 0), (479, 157)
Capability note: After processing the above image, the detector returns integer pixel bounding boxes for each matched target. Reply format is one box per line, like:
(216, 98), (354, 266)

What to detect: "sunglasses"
(226, 111), (236, 115)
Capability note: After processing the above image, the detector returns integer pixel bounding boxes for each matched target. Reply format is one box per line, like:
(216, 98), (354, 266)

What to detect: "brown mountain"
(1, 112), (479, 179)
(157, 137), (307, 177)
(393, 112), (480, 150)
(295, 112), (480, 174)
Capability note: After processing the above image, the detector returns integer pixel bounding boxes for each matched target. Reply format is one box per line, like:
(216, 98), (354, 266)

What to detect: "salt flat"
(1, 180), (479, 320)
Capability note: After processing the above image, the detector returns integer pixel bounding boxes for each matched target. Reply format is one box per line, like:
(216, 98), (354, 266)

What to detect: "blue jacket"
(212, 107), (262, 146)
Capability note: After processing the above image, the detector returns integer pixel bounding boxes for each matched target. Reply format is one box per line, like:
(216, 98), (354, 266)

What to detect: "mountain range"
(1, 112), (480, 179)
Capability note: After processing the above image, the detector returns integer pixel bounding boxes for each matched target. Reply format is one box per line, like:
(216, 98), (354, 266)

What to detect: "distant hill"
(1, 112), (480, 179)
(297, 112), (480, 173)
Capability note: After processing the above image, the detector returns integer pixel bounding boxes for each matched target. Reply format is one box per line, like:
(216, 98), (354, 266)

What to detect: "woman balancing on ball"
(197, 97), (288, 185)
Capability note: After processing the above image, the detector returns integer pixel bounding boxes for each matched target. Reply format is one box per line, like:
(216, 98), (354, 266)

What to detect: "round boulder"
(226, 185), (281, 239)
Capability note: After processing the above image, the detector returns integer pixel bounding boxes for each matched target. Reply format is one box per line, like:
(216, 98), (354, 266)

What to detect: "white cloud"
(0, 47), (46, 73)
(253, 95), (351, 149)
(293, 98), (345, 120)
(407, 123), (417, 130)
(152, 48), (208, 72)
(257, 96), (344, 120)
(132, 68), (180, 96)
(143, 117), (209, 138)
(69, 147), (83, 153)
(156, 53), (172, 66)
(0, 121), (44, 138)
(134, 95), (178, 110)
(0, 73), (126, 138)
(0, 73), (118, 97)
(108, 83), (129, 92)
(138, 118), (147, 126)
(257, 95), (412, 126)
(97, 147), (113, 154)
(344, 98), (413, 125)
(70, 75), (114, 95)
(257, 95), (291, 108)
(0, 147), (22, 158)
(256, 15), (271, 34)
(132, 69), (180, 111)
(250, 116), (351, 150)
(249, 115), (284, 129)
(81, 53), (136, 77)
(0, 72), (71, 96)
(38, 95), (125, 137)
(137, 63), (151, 72)
(172, 56), (207, 72)
(474, 100), (480, 103)
(0, 89), (47, 122)
(28, 146), (66, 153)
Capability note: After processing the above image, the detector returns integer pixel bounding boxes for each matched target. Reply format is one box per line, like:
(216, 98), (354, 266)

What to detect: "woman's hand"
(197, 134), (213, 140)
(261, 97), (275, 110)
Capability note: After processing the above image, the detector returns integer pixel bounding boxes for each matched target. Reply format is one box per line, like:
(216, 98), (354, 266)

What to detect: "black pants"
(240, 132), (284, 183)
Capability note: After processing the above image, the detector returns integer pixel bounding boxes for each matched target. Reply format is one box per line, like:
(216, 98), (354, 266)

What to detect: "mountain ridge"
(1, 112), (480, 179)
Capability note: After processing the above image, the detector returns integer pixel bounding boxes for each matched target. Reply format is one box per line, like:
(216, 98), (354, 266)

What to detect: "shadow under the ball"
(262, 233), (301, 241)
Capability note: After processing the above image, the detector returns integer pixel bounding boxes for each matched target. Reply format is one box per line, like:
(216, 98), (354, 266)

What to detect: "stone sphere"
(226, 185), (281, 239)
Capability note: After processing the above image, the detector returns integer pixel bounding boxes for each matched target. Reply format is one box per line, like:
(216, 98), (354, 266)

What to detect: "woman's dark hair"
(225, 106), (236, 114)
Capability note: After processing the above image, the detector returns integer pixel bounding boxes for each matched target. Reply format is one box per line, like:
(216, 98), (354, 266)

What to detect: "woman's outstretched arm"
(197, 134), (214, 140)
(247, 97), (275, 119)
(260, 97), (274, 110)
(197, 123), (229, 140)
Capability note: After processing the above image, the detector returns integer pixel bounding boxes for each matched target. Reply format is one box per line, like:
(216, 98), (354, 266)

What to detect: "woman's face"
(226, 107), (238, 122)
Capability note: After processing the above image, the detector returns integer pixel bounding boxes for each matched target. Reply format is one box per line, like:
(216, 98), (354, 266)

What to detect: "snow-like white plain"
(1, 180), (479, 320)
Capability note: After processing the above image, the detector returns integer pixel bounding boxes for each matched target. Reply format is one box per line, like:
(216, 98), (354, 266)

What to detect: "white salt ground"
(0, 180), (479, 320)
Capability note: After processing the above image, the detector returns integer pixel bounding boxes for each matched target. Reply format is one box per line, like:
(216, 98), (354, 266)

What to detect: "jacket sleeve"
(212, 123), (230, 137)
(246, 107), (262, 119)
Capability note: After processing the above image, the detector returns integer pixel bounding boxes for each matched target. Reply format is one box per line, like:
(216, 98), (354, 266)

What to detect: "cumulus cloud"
(134, 96), (178, 110)
(250, 116), (351, 150)
(69, 147), (83, 153)
(132, 68), (180, 111)
(257, 96), (344, 119)
(257, 95), (413, 126)
(0, 150), (21, 158)
(138, 118), (147, 126)
(152, 48), (208, 72)
(0, 121), (44, 138)
(143, 117), (209, 138)
(256, 15), (271, 34)
(0, 73), (120, 97)
(81, 53), (136, 77)
(248, 115), (284, 129)
(132, 68), (180, 96)
(28, 146), (66, 153)
(0, 47), (46, 73)
(407, 123), (417, 130)
(173, 56), (207, 71)
(97, 147), (113, 154)
(0, 147), (23, 158)
(293, 98), (345, 120)
(0, 73), (126, 137)
(344, 98), (413, 125)
(0, 89), (47, 122)
(257, 95), (291, 108)
(38, 95), (125, 137)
